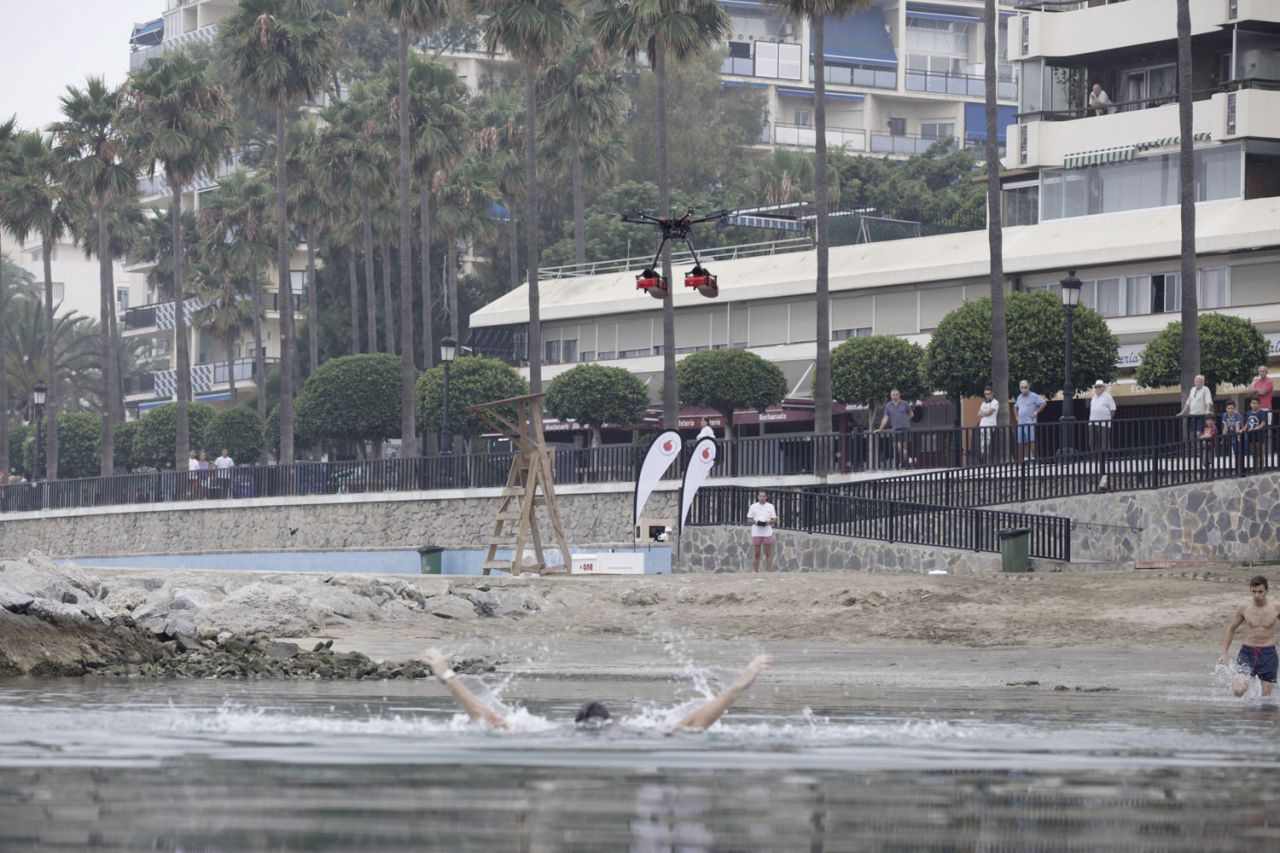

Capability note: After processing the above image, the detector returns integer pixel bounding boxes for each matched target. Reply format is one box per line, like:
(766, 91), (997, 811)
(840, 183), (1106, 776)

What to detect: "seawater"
(0, 676), (1276, 851)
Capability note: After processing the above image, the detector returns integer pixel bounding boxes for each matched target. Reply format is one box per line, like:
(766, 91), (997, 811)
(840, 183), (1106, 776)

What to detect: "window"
(544, 339), (561, 364)
(116, 288), (129, 311)
(289, 270), (306, 293)
(887, 117), (906, 136)
(1152, 272), (1180, 313)
(1118, 64), (1176, 109)
(921, 122), (955, 140)
(598, 350), (616, 360)
(562, 339), (578, 363)
(619, 347), (648, 359)
(794, 109), (812, 127)
(579, 350), (594, 362)
(39, 282), (66, 304)
(1002, 183), (1039, 226)
(1199, 268), (1229, 308)
(833, 327), (872, 341)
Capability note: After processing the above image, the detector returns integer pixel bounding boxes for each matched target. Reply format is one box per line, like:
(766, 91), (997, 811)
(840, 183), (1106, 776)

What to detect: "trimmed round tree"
(416, 356), (529, 449)
(676, 349), (786, 440)
(1135, 313), (1268, 393)
(54, 412), (101, 480)
(926, 290), (1118, 402)
(545, 364), (650, 446)
(205, 406), (265, 465)
(831, 335), (928, 425)
(132, 402), (216, 470)
(296, 354), (404, 453)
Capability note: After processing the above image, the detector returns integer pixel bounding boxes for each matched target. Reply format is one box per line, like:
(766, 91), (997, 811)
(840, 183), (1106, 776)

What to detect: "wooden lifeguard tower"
(470, 393), (572, 576)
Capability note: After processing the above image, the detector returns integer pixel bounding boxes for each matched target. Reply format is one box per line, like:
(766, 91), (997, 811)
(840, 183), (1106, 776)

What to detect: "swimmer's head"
(1251, 575), (1269, 605)
(574, 701), (612, 729)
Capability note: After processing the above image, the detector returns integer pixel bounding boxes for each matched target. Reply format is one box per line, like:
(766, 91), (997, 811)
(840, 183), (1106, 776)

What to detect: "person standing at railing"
(1223, 401), (1246, 476)
(1088, 380), (1116, 452)
(977, 387), (1000, 464)
(1179, 374), (1213, 436)
(214, 448), (235, 499)
(1198, 417), (1219, 473)
(696, 417), (715, 441)
(1250, 365), (1273, 424)
(1245, 398), (1268, 472)
(1014, 380), (1046, 462)
(1088, 83), (1112, 116)
(876, 388), (915, 469)
(187, 451), (201, 500)
(747, 489), (778, 574)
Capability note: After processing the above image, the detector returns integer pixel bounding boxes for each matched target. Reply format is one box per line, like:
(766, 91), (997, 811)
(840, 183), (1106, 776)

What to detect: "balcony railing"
(138, 357), (279, 400)
(906, 69), (1018, 101)
(123, 298), (203, 331)
(1019, 77), (1280, 123)
(719, 39), (803, 81)
(129, 23), (217, 72)
(540, 236), (813, 280)
(817, 64), (897, 90)
(774, 122), (867, 152)
(269, 292), (305, 312)
(870, 131), (958, 156)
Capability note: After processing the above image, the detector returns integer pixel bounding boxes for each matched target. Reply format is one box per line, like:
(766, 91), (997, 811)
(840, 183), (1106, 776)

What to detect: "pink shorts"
(752, 535), (774, 546)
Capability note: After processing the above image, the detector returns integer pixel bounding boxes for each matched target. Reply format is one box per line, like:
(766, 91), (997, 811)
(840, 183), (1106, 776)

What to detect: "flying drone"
(621, 205), (810, 300)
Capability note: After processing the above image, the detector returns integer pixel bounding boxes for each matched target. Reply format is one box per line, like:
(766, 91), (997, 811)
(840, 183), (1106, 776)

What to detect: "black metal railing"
(687, 484), (1072, 561)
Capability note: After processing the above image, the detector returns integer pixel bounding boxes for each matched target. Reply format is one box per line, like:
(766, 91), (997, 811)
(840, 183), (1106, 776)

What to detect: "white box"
(571, 552), (645, 575)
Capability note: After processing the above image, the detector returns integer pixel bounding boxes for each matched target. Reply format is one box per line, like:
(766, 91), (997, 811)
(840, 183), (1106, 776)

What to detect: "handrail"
(540, 236), (814, 280)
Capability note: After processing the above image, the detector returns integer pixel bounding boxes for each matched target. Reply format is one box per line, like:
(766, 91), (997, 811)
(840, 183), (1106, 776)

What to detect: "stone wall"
(678, 525), (1000, 574)
(1001, 471), (1280, 565)
(0, 487), (677, 559)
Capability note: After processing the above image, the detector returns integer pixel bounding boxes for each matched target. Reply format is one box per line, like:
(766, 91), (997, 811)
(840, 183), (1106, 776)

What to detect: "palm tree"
(353, 1), (450, 458)
(0, 114), (17, 477)
(315, 120), (363, 355)
(3, 294), (102, 431)
(983, 0), (1008, 432)
(774, 1), (866, 437)
(373, 198), (398, 356)
(191, 234), (255, 407)
(276, 125), (328, 377)
(475, 0), (579, 393)
(119, 51), (235, 469)
(220, 0), (335, 465)
(540, 34), (626, 267)
(591, 0), (730, 428)
(473, 89), (526, 293)
(433, 152), (497, 341)
(50, 77), (138, 476)
(1176, 0), (1199, 398)
(406, 56), (469, 371)
(0, 130), (85, 479)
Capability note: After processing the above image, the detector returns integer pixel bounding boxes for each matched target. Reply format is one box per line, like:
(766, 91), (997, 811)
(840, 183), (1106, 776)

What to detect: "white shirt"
(1185, 386), (1213, 415)
(747, 502), (777, 538)
(978, 399), (999, 428)
(188, 458), (200, 472)
(1089, 391), (1116, 423)
(696, 426), (715, 440)
(214, 455), (235, 476)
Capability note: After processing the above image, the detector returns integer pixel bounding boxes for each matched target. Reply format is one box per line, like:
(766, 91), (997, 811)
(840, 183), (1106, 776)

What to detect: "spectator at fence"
(747, 489), (778, 573)
(697, 417), (715, 441)
(198, 452), (211, 495)
(1014, 380), (1046, 462)
(215, 448), (235, 498)
(1223, 401), (1246, 475)
(1088, 380), (1116, 451)
(1199, 418), (1219, 472)
(187, 451), (200, 499)
(876, 388), (915, 469)
(977, 386), (1000, 464)
(1088, 82), (1112, 116)
(1179, 374), (1213, 435)
(1245, 398), (1267, 471)
(1251, 365), (1273, 423)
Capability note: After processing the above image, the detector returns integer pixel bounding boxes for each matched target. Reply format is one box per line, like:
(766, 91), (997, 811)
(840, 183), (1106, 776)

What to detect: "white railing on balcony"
(774, 122), (867, 153)
(130, 23), (218, 72)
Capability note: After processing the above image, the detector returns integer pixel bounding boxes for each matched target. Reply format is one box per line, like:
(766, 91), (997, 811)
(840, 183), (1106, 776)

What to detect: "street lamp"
(32, 379), (47, 481)
(1059, 270), (1083, 454)
(440, 336), (457, 456)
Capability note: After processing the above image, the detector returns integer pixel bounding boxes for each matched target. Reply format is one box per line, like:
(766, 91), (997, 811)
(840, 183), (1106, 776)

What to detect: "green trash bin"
(997, 528), (1031, 573)
(418, 545), (444, 575)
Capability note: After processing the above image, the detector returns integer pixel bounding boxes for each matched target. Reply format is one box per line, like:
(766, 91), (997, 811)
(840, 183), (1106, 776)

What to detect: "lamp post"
(440, 336), (457, 456)
(32, 380), (47, 481)
(1059, 271), (1083, 454)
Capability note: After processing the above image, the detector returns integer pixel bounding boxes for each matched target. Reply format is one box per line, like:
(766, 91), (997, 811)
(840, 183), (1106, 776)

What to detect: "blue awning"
(776, 87), (865, 103)
(964, 103), (1017, 143)
(906, 11), (980, 25)
(721, 0), (765, 10)
(721, 80), (769, 90)
(816, 8), (898, 69)
(489, 202), (511, 222)
(130, 18), (164, 47)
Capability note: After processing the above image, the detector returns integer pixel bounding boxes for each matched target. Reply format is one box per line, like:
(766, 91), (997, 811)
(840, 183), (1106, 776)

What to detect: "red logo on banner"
(662, 440), (674, 453)
(701, 447), (711, 460)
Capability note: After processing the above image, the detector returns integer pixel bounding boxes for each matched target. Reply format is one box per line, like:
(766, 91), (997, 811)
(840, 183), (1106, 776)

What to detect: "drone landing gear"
(684, 265), (718, 299)
(636, 268), (668, 299)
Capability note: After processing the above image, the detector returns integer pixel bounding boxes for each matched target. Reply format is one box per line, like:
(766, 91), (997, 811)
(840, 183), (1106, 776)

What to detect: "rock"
(82, 603), (119, 622)
(468, 589), (539, 618)
(169, 588), (211, 611)
(175, 634), (203, 653)
(163, 617), (198, 640)
(0, 578), (35, 613)
(131, 601), (169, 622)
(264, 641), (301, 660)
(378, 599), (414, 621)
(313, 640), (333, 652)
(103, 587), (148, 613)
(196, 583), (333, 638)
(27, 599), (88, 621)
(619, 589), (660, 607)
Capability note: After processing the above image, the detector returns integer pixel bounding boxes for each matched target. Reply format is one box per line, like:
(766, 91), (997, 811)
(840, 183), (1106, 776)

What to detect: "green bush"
(416, 356), (528, 444)
(7, 423), (31, 478)
(131, 402), (216, 470)
(296, 354), (404, 446)
(113, 420), (139, 473)
(545, 364), (649, 443)
(54, 411), (101, 480)
(676, 348), (786, 438)
(831, 335), (928, 412)
(205, 406), (265, 464)
(1135, 313), (1268, 392)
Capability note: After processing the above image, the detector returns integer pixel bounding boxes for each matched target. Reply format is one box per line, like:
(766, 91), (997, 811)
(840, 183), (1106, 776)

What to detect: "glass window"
(921, 122), (955, 140)
(1094, 278), (1121, 317)
(1123, 276), (1152, 316)
(598, 350), (616, 361)
(579, 350), (594, 362)
(289, 270), (306, 293)
(1199, 268), (1229, 308)
(562, 339), (577, 363)
(833, 327), (872, 341)
(544, 339), (561, 364)
(1153, 272), (1181, 313)
(1003, 185), (1039, 227)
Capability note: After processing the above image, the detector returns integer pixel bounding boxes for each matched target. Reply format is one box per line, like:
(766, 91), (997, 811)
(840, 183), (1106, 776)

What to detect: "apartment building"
(6, 228), (145, 328)
(124, 0), (307, 416)
(469, 0), (1280, 433)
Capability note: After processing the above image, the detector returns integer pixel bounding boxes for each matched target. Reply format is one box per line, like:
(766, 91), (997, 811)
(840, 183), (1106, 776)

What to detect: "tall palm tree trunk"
(97, 203), (115, 476)
(984, 0), (1009, 431)
(397, 27), (417, 458)
(171, 185), (190, 470)
(571, 138), (586, 267)
(508, 214), (519, 290)
(420, 190), (433, 370)
(251, 253), (266, 421)
(655, 41), (677, 429)
(306, 223), (319, 377)
(812, 16), (832, 438)
(347, 251), (360, 355)
(275, 103), (296, 466)
(381, 242), (396, 355)
(1176, 0), (1199, 395)
(447, 240), (460, 341)
(41, 239), (59, 479)
(362, 200), (377, 352)
(108, 279), (122, 441)
(524, 58), (542, 392)
(225, 328), (237, 407)
(1, 232), (10, 477)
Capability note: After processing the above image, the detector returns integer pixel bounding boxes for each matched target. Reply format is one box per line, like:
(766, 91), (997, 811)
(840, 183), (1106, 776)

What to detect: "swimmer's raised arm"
(673, 654), (772, 731)
(421, 648), (508, 729)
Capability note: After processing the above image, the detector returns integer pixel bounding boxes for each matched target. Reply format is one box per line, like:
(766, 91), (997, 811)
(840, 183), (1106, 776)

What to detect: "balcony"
(772, 123), (960, 157)
(269, 292), (305, 313)
(123, 298), (204, 332)
(906, 68), (1017, 101)
(134, 357), (279, 401)
(129, 23), (217, 71)
(720, 40), (803, 81)
(817, 64), (897, 90)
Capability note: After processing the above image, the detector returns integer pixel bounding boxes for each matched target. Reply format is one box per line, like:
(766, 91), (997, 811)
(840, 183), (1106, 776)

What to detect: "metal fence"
(687, 485), (1072, 561)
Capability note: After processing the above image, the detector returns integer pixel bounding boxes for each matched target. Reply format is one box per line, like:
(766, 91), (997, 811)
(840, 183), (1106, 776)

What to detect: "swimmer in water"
(1217, 575), (1280, 698)
(421, 648), (773, 730)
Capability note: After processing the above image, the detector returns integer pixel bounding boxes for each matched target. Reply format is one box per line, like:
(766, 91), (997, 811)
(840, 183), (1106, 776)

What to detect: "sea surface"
(0, 673), (1276, 851)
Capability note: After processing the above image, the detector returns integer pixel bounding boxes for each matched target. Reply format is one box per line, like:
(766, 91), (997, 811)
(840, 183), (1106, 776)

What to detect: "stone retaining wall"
(0, 488), (677, 559)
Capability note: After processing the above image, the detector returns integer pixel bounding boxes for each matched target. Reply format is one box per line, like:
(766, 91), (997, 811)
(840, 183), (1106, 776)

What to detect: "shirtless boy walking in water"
(1217, 575), (1280, 697)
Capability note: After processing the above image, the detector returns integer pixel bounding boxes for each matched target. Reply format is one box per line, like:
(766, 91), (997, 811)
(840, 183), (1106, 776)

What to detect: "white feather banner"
(679, 437), (718, 532)
(634, 430), (683, 528)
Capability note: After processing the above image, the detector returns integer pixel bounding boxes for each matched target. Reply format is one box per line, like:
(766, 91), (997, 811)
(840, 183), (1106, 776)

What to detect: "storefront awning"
(776, 86), (865, 103)
(721, 80), (769, 90)
(906, 10), (980, 25)
(1063, 144), (1135, 169)
(817, 8), (898, 69)
(1134, 132), (1212, 151)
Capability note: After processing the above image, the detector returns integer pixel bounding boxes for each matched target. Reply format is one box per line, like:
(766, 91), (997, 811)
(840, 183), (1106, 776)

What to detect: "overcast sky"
(0, 0), (163, 132)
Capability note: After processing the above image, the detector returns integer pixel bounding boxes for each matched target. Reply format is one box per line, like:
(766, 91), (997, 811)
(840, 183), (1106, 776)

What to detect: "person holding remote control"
(747, 489), (779, 573)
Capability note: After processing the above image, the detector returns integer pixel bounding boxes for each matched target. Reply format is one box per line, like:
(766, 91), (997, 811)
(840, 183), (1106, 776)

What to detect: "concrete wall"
(0, 485), (677, 560)
(998, 471), (1280, 566)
